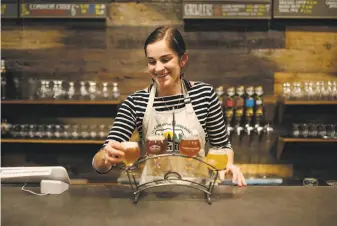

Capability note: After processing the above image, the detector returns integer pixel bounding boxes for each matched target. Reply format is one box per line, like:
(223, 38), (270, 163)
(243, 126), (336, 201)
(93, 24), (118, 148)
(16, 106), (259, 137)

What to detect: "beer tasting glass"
(146, 135), (167, 169)
(205, 148), (229, 170)
(121, 141), (141, 167)
(206, 148), (230, 183)
(179, 135), (201, 171)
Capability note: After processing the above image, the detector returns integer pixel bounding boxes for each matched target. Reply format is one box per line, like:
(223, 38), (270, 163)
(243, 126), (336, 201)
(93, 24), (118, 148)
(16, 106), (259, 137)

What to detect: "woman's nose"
(154, 62), (165, 73)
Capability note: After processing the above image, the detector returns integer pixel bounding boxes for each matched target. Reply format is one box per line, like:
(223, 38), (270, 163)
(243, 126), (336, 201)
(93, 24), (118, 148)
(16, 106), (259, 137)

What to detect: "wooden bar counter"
(2, 185), (337, 226)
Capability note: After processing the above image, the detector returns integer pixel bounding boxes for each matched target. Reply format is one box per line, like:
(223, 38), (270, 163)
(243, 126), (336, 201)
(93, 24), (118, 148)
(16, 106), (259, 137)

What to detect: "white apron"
(139, 81), (208, 184)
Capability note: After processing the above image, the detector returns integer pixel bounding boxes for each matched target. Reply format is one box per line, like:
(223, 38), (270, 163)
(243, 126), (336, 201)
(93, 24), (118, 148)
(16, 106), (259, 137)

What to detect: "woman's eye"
(148, 61), (156, 65)
(161, 58), (170, 63)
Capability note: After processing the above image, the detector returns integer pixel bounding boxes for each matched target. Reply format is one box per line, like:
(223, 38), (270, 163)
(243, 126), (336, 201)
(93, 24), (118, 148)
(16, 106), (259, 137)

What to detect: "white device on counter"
(0, 166), (70, 195)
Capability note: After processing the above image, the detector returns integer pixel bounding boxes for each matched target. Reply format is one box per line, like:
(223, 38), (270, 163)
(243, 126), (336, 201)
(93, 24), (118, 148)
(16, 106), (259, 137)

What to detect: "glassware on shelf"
(282, 82), (291, 99)
(326, 124), (335, 139)
(98, 124), (107, 140)
(63, 124), (71, 139)
(308, 123), (318, 138)
(300, 123), (309, 138)
(67, 81), (76, 100)
(112, 82), (120, 100)
(88, 81), (97, 101)
(28, 124), (37, 139)
(313, 81), (322, 100)
(90, 124), (98, 140)
(317, 124), (327, 138)
(10, 124), (20, 138)
(332, 81), (337, 100)
(291, 82), (303, 100)
(292, 123), (300, 138)
(71, 125), (80, 139)
(102, 82), (109, 100)
(46, 124), (55, 139)
(80, 125), (90, 139)
(54, 124), (63, 139)
(321, 81), (330, 100)
(79, 81), (89, 100)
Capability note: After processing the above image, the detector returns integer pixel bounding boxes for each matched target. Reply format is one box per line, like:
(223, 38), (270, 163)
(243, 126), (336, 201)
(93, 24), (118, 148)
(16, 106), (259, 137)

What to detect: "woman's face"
(146, 39), (187, 89)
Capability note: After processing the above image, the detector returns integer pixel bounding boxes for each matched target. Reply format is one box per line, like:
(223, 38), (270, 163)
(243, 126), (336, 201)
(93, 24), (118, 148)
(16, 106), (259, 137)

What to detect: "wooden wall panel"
(1, 2), (337, 176)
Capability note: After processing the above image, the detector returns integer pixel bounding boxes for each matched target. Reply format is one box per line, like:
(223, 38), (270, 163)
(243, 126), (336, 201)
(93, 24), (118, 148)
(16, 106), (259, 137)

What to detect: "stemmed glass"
(121, 141), (141, 169)
(292, 123), (300, 138)
(179, 135), (201, 172)
(308, 124), (318, 138)
(317, 124), (327, 138)
(146, 135), (167, 172)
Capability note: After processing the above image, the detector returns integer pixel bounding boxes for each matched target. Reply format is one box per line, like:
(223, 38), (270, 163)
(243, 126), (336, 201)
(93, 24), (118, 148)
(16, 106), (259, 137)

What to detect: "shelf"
(1, 100), (121, 105)
(1, 139), (104, 144)
(276, 137), (337, 160)
(283, 100), (337, 105)
(280, 137), (337, 143)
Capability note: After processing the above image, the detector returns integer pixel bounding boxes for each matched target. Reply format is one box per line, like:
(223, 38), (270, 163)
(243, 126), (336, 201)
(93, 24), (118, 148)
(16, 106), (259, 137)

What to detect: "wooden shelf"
(276, 137), (337, 160)
(283, 100), (337, 105)
(1, 100), (121, 105)
(280, 137), (337, 143)
(1, 139), (104, 144)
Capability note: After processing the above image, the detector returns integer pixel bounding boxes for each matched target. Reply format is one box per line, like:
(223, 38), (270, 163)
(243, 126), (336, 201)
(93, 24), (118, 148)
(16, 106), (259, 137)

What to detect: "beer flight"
(120, 135), (229, 172)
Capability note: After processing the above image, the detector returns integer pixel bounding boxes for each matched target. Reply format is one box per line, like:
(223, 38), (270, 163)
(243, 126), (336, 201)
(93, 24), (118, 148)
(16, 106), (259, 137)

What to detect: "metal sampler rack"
(124, 153), (222, 204)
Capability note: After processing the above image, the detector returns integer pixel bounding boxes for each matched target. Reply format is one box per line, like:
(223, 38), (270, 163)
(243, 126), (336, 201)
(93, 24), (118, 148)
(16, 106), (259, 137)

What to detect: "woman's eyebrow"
(147, 54), (173, 60)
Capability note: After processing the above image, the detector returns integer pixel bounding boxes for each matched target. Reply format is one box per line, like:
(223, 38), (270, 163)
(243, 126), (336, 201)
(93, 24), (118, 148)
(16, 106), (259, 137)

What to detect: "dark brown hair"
(144, 26), (186, 58)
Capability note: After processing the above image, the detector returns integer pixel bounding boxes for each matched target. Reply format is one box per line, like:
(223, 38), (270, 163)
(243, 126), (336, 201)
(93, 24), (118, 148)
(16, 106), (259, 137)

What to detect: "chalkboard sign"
(1, 1), (19, 18)
(183, 0), (272, 19)
(20, 2), (106, 18)
(273, 0), (337, 19)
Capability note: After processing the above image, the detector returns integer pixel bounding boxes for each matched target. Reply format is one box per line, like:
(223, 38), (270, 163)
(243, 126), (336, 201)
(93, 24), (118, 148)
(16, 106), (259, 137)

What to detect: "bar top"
(2, 185), (337, 226)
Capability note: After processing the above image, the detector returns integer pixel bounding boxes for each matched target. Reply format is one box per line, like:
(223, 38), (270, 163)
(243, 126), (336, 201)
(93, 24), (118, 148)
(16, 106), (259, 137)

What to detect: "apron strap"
(142, 83), (156, 139)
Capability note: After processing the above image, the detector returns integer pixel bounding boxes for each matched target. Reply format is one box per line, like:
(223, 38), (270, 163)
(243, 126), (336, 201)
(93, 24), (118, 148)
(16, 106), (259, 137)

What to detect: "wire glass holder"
(124, 153), (223, 204)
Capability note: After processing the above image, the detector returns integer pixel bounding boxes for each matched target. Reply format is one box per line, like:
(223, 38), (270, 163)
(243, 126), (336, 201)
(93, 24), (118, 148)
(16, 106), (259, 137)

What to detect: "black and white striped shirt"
(103, 80), (232, 150)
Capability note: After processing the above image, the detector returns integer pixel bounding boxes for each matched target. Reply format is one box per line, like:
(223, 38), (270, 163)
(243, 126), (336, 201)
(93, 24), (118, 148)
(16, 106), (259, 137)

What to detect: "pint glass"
(121, 141), (141, 167)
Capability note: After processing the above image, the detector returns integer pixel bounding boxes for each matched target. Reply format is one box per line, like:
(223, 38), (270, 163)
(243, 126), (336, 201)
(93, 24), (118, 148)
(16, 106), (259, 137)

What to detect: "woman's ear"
(180, 53), (189, 68)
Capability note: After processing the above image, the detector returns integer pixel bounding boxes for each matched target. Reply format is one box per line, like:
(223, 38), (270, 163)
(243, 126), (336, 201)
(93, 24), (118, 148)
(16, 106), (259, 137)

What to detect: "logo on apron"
(152, 123), (192, 152)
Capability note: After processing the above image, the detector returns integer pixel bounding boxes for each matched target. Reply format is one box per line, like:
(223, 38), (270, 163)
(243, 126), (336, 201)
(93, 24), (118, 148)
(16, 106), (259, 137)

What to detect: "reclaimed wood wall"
(2, 2), (337, 180)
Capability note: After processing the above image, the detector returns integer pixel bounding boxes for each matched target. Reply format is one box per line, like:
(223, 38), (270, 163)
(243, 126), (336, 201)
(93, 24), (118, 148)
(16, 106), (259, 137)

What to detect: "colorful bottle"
(224, 87), (235, 136)
(244, 86), (255, 135)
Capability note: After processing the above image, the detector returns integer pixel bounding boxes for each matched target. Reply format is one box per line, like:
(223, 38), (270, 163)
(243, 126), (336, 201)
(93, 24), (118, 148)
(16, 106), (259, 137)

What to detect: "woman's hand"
(223, 164), (247, 187)
(102, 140), (125, 166)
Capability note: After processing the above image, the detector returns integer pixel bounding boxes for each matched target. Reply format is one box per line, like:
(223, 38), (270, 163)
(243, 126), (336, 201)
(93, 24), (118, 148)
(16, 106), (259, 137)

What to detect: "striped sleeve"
(102, 95), (137, 147)
(205, 86), (232, 150)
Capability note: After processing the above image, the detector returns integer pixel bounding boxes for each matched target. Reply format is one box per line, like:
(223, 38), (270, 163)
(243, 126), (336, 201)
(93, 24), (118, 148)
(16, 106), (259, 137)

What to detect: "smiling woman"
(144, 26), (188, 96)
(93, 25), (247, 187)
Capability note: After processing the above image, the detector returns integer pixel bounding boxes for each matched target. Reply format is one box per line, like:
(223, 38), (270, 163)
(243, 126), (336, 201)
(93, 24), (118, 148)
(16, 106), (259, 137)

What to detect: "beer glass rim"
(146, 135), (165, 141)
(121, 141), (139, 149)
(208, 147), (230, 154)
(180, 136), (200, 141)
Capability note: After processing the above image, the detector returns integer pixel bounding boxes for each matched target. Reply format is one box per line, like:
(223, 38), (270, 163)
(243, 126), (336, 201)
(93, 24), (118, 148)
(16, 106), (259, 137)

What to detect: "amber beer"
(179, 136), (201, 157)
(205, 148), (229, 170)
(146, 135), (167, 155)
(121, 141), (140, 166)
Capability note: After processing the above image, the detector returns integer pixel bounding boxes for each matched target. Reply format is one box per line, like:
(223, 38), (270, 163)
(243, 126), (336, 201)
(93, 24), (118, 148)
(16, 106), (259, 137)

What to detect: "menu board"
(273, 0), (337, 18)
(183, 0), (272, 19)
(1, 1), (19, 18)
(20, 2), (106, 18)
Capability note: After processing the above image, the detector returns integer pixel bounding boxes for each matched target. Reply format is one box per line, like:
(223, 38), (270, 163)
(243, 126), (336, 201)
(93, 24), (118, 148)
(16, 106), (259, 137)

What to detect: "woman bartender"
(93, 26), (247, 187)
